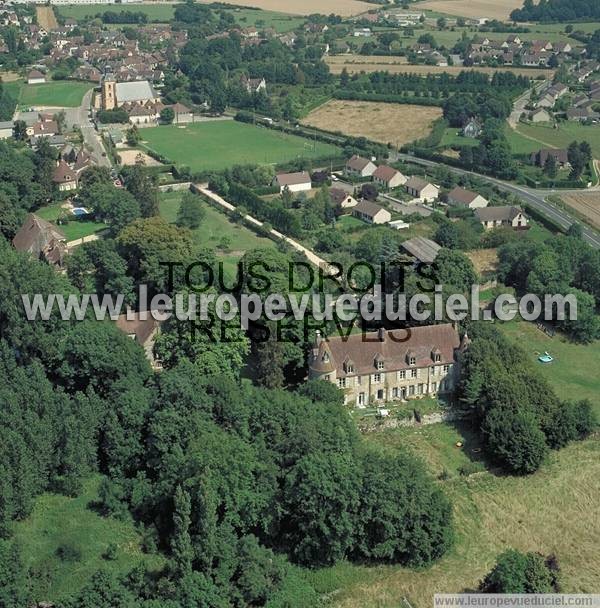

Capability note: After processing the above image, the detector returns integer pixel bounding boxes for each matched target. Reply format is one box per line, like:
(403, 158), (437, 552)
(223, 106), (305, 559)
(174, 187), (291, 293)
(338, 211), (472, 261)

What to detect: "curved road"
(392, 151), (600, 249)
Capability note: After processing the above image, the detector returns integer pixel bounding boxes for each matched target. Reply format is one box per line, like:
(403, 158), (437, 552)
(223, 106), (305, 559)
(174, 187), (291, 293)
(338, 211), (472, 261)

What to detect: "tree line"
(511, 0), (600, 22)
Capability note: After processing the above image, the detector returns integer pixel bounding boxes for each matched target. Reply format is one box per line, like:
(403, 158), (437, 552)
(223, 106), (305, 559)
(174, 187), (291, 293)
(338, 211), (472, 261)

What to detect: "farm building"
(447, 186), (488, 209)
(475, 206), (529, 230)
(273, 171), (312, 193)
(401, 236), (441, 264)
(352, 200), (391, 225)
(27, 70), (46, 84)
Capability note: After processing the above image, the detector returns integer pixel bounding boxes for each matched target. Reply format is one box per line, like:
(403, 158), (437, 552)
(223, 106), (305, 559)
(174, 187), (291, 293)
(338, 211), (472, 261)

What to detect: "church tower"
(102, 76), (116, 111)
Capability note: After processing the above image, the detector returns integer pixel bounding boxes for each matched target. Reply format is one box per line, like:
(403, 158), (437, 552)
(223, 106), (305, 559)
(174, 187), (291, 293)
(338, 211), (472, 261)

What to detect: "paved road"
(392, 151), (600, 249)
(508, 80), (548, 129)
(61, 89), (110, 168)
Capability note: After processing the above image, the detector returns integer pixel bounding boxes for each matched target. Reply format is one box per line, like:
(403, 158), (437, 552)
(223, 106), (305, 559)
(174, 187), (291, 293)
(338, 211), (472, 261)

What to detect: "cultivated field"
(302, 100), (442, 146)
(18, 81), (91, 108)
(326, 55), (554, 78)
(415, 0), (524, 20)
(561, 192), (600, 230)
(140, 120), (340, 171)
(36, 5), (58, 30)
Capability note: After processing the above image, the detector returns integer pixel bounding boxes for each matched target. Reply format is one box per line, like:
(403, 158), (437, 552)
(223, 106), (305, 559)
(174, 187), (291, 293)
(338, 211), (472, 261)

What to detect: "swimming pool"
(71, 207), (90, 217)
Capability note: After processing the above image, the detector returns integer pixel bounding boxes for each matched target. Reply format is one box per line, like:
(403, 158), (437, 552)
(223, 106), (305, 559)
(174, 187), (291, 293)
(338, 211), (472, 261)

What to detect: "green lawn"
(36, 202), (107, 242)
(504, 125), (544, 155)
(18, 81), (91, 108)
(226, 7), (305, 33)
(56, 3), (175, 21)
(141, 120), (340, 172)
(499, 319), (600, 417)
(159, 191), (275, 275)
(440, 127), (479, 149)
(13, 476), (165, 603)
(514, 122), (600, 158)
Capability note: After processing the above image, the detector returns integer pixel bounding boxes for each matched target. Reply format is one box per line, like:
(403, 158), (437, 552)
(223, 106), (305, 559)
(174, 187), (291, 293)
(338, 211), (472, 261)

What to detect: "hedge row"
(334, 90), (444, 107)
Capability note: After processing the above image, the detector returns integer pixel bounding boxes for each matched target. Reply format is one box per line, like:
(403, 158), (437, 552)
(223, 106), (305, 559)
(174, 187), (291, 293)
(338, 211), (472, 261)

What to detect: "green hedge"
(334, 90), (444, 107)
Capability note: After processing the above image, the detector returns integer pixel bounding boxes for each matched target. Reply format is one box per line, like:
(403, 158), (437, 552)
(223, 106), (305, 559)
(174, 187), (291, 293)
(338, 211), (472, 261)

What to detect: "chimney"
(378, 327), (385, 342)
(315, 330), (322, 347)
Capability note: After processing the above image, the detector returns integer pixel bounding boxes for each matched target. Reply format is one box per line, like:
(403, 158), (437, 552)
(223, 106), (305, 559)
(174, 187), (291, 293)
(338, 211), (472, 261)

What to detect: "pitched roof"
(314, 323), (460, 378)
(329, 187), (352, 205)
(447, 186), (484, 205)
(170, 102), (190, 113)
(531, 148), (568, 165)
(116, 312), (160, 345)
(275, 171), (311, 187)
(115, 80), (156, 103)
(405, 176), (435, 192)
(12, 213), (66, 263)
(353, 199), (386, 217)
(372, 165), (401, 182)
(401, 236), (441, 263)
(346, 155), (374, 172)
(53, 160), (77, 184)
(475, 206), (524, 222)
(28, 69), (45, 79)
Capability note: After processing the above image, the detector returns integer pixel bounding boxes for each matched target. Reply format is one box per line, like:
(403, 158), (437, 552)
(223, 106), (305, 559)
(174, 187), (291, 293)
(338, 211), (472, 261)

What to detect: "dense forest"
(511, 0), (600, 22)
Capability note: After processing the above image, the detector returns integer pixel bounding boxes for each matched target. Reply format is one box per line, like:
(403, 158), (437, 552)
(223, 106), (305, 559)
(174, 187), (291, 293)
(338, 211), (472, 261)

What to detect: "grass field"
(303, 100), (443, 146)
(311, 436), (600, 607)
(159, 191), (275, 275)
(514, 123), (600, 159)
(500, 320), (600, 417)
(440, 127), (480, 149)
(504, 124), (545, 155)
(141, 120), (340, 172)
(18, 81), (91, 108)
(326, 55), (554, 79)
(196, 0), (373, 16)
(36, 203), (107, 241)
(56, 3), (176, 21)
(13, 476), (165, 603)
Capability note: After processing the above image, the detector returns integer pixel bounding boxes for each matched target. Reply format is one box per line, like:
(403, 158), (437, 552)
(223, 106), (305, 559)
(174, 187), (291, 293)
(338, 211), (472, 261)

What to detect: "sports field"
(140, 120), (340, 171)
(303, 99), (442, 146)
(18, 81), (91, 108)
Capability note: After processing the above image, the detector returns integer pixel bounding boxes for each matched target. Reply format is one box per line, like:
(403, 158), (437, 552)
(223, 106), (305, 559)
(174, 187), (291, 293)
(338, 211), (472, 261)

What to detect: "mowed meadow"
(303, 100), (442, 146)
(140, 120), (340, 171)
(414, 0), (524, 20)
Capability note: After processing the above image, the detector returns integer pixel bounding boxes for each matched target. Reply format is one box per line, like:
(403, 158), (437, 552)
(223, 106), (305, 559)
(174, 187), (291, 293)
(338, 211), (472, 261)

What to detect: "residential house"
(401, 236), (441, 264)
(372, 165), (407, 190)
(530, 108), (552, 123)
(27, 120), (59, 138)
(353, 28), (372, 37)
(566, 107), (599, 121)
(329, 188), (358, 210)
(530, 148), (569, 168)
(475, 206), (529, 230)
(308, 324), (466, 407)
(12, 213), (67, 268)
(447, 186), (488, 209)
(405, 177), (439, 202)
(0, 121), (13, 139)
(116, 311), (163, 369)
(352, 200), (391, 225)
(53, 160), (78, 192)
(345, 155), (377, 178)
(462, 118), (482, 138)
(553, 41), (571, 54)
(240, 75), (267, 94)
(27, 69), (46, 84)
(273, 171), (312, 193)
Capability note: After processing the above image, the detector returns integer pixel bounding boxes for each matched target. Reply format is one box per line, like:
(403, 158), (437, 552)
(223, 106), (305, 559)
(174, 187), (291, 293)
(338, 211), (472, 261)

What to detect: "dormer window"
(377, 361), (384, 370)
(431, 348), (442, 363)
(374, 354), (385, 370)
(406, 350), (416, 366)
(344, 357), (354, 374)
(322, 352), (330, 363)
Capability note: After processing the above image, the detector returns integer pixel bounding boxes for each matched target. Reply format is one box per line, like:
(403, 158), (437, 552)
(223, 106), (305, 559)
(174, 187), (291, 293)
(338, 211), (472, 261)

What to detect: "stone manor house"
(309, 324), (469, 407)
